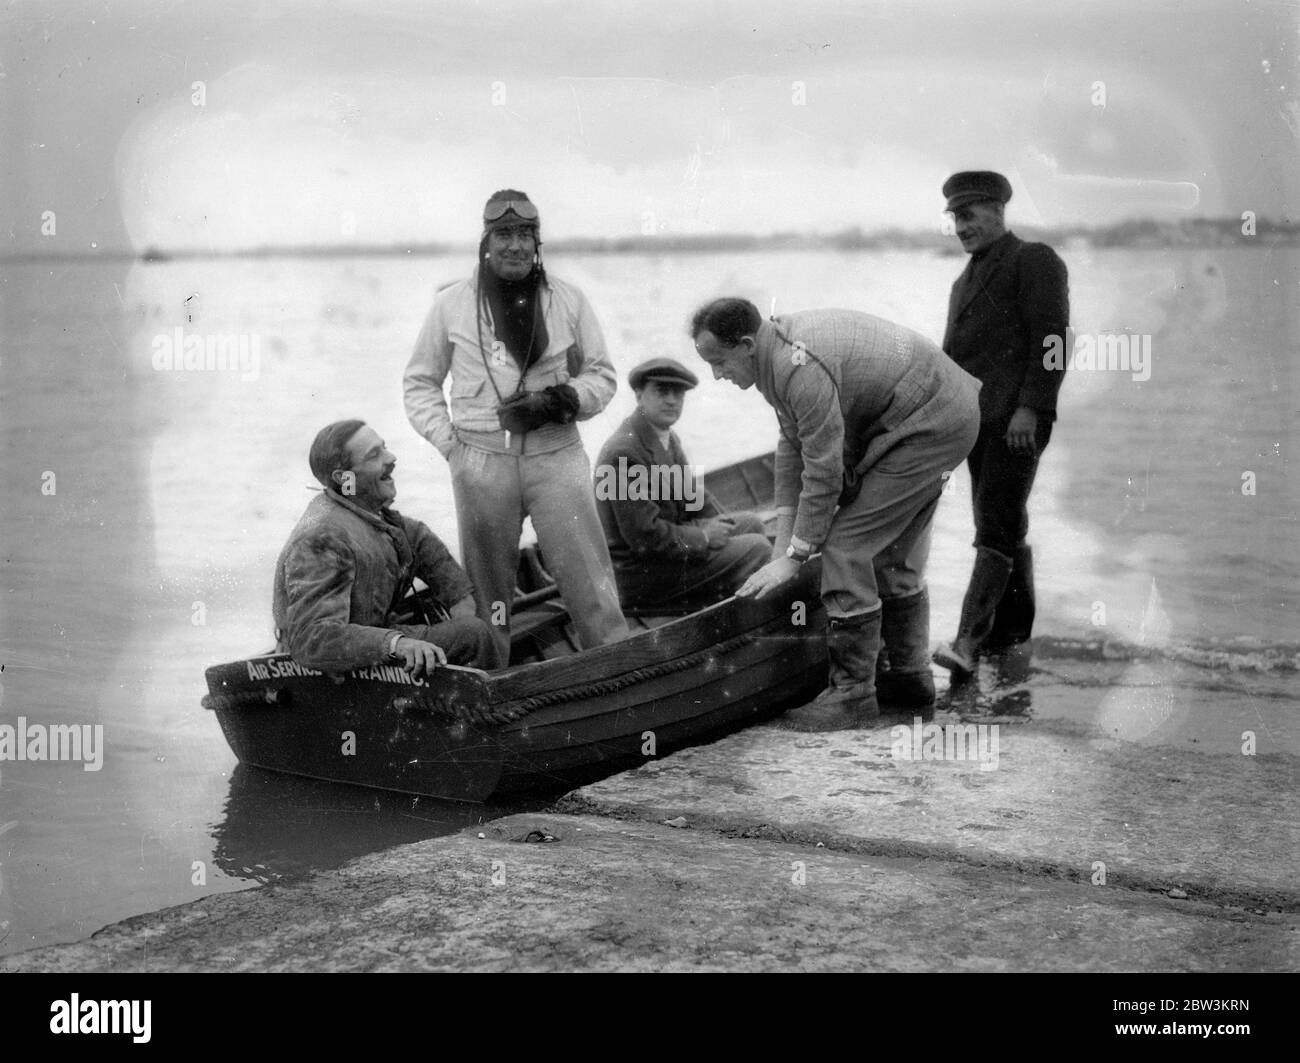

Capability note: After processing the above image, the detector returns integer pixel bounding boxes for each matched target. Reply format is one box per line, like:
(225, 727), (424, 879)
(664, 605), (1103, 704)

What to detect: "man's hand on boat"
(390, 636), (448, 678)
(735, 556), (801, 599)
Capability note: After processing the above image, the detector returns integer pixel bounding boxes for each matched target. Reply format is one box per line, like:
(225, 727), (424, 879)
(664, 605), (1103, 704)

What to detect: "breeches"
(820, 421), (979, 619)
(615, 513), (769, 608)
(393, 615), (496, 669)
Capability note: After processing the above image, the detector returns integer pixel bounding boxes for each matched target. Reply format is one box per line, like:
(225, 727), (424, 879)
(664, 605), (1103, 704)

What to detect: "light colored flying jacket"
(404, 267), (617, 456)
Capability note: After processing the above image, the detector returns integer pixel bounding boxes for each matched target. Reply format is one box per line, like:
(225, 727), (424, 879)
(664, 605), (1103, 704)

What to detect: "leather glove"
(497, 384), (580, 435)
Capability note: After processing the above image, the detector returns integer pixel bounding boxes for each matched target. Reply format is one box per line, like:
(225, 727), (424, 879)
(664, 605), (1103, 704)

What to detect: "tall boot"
(779, 610), (881, 732)
(933, 547), (1013, 679)
(985, 543), (1035, 650)
(876, 589), (936, 713)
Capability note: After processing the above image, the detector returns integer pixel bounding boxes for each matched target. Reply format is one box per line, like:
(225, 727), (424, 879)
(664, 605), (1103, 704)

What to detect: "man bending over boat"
(691, 299), (981, 731)
(595, 357), (770, 609)
(272, 419), (496, 676)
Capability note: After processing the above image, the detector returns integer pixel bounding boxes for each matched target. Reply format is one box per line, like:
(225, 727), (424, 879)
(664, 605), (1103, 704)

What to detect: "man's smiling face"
(950, 200), (1006, 255)
(694, 331), (758, 390)
(485, 225), (538, 281)
(337, 425), (397, 509)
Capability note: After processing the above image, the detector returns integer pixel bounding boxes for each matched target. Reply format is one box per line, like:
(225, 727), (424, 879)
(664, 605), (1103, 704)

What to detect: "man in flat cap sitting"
(594, 358), (770, 609)
(933, 170), (1069, 677)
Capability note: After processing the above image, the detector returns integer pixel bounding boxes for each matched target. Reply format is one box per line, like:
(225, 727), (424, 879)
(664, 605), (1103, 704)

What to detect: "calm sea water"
(1, 246), (1295, 956)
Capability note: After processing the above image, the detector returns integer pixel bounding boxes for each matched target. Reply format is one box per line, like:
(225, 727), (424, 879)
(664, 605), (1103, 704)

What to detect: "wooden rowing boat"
(202, 453), (828, 802)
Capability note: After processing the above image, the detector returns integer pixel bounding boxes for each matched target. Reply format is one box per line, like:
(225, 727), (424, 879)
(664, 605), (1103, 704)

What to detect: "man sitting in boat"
(272, 419), (495, 676)
(594, 357), (770, 609)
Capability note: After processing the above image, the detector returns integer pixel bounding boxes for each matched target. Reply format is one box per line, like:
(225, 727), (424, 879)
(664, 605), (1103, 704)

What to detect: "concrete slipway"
(5, 650), (1297, 972)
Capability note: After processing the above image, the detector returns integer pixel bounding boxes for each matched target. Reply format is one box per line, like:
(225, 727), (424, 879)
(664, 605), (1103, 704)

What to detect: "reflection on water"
(210, 765), (549, 885)
(936, 645), (1038, 721)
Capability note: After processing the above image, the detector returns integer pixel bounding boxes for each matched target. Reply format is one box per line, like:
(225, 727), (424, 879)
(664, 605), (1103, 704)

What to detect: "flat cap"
(942, 171), (1013, 210)
(629, 357), (699, 391)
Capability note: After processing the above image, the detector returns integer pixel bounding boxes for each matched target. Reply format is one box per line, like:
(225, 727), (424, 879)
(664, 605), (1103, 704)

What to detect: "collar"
(482, 264), (542, 297)
(971, 229), (1018, 263)
(629, 408), (675, 458)
(472, 263), (548, 292)
(323, 487), (397, 528)
(752, 317), (784, 402)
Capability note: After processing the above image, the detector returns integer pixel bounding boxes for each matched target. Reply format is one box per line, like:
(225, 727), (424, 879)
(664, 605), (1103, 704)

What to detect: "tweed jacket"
(272, 489), (474, 673)
(404, 267), (618, 457)
(942, 231), (1069, 425)
(595, 409), (722, 564)
(754, 311), (981, 550)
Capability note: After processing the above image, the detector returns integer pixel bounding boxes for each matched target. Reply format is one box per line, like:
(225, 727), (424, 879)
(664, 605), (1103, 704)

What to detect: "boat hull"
(205, 660), (505, 802)
(204, 564), (827, 802)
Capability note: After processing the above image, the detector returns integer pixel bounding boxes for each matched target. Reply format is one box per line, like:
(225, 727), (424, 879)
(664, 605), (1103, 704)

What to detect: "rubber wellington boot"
(985, 543), (1035, 651)
(933, 547), (1014, 679)
(876, 589), (936, 713)
(779, 610), (881, 732)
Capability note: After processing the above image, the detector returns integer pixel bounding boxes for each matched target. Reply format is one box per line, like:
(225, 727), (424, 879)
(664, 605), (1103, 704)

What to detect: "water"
(1, 246), (1295, 956)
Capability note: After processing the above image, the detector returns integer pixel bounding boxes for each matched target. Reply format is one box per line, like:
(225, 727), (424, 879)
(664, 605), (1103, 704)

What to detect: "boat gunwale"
(484, 562), (823, 704)
(204, 562), (822, 715)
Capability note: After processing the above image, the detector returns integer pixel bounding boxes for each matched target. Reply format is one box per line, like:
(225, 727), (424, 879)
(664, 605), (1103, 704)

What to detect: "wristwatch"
(386, 632), (404, 659)
(786, 534), (814, 563)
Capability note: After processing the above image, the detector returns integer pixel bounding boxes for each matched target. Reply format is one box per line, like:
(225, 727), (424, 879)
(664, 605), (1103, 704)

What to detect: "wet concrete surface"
(4, 655), (1297, 972)
(4, 812), (1295, 973)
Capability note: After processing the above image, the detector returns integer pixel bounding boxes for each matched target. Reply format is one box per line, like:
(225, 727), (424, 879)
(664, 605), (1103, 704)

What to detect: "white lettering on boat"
(244, 659), (425, 686)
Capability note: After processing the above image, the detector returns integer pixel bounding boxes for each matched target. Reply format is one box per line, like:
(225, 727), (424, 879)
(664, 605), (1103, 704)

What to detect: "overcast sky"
(2, 0), (1296, 253)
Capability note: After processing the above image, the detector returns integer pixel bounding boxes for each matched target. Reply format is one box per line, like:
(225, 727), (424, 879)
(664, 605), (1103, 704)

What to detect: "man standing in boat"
(273, 419), (496, 676)
(932, 171), (1069, 677)
(404, 190), (628, 668)
(690, 299), (981, 731)
(594, 357), (770, 609)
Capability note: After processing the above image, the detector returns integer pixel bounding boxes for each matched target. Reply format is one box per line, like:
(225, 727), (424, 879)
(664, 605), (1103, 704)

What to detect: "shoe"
(877, 589), (936, 712)
(933, 546), (1014, 678)
(780, 610), (881, 732)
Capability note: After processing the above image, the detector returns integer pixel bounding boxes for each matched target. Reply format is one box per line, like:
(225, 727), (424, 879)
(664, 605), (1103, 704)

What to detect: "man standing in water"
(691, 298), (981, 731)
(933, 171), (1069, 677)
(404, 190), (628, 668)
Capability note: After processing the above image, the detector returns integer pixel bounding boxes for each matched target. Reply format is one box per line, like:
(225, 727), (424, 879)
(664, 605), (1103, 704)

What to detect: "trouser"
(967, 418), (1053, 556)
(449, 439), (629, 667)
(965, 419), (1053, 641)
(394, 616), (497, 669)
(820, 421), (980, 619)
(614, 512), (770, 609)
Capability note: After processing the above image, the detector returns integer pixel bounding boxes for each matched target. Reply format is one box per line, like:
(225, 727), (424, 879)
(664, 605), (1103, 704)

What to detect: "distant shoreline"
(5, 217), (1297, 262)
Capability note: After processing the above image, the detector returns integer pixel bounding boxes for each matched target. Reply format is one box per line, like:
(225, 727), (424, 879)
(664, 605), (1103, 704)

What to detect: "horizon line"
(4, 214), (1295, 262)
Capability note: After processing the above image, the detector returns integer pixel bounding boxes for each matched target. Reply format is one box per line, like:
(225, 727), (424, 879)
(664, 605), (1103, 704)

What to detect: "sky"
(1, 0), (1297, 254)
